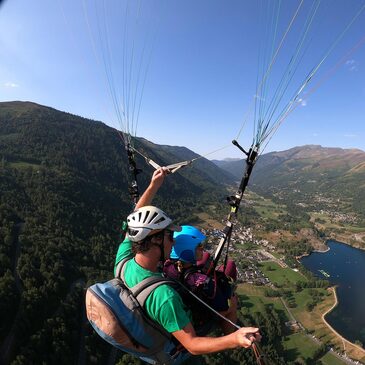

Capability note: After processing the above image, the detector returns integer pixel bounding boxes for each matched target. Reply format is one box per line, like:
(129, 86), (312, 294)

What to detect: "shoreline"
(313, 246), (330, 253)
(328, 234), (365, 252)
(296, 245), (330, 261)
(298, 238), (365, 262)
(299, 241), (365, 357)
(322, 287), (365, 355)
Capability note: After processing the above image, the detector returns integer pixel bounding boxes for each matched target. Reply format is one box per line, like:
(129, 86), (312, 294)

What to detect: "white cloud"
(297, 98), (307, 107)
(312, 133), (319, 137)
(254, 94), (266, 101)
(344, 133), (357, 138)
(345, 59), (358, 72)
(4, 82), (19, 88)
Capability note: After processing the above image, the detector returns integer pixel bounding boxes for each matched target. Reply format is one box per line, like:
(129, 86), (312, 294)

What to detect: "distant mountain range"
(213, 145), (365, 180)
(213, 145), (365, 220)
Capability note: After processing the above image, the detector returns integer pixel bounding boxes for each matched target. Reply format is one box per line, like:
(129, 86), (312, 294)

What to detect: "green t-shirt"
(114, 238), (191, 333)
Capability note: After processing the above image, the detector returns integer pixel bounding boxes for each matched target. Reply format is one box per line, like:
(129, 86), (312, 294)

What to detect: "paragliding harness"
(163, 260), (234, 313)
(163, 260), (218, 333)
(85, 258), (191, 365)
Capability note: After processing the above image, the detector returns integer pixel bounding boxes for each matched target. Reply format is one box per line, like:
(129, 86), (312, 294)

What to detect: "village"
(204, 225), (278, 285)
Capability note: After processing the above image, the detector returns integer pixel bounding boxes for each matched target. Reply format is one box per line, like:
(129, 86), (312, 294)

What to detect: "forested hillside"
(0, 101), (236, 364)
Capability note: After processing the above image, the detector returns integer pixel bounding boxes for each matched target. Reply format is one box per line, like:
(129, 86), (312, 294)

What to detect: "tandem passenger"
(114, 167), (261, 356)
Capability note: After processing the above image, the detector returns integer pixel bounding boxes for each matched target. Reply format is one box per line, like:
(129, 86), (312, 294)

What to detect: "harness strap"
(183, 267), (199, 281)
(115, 258), (129, 281)
(134, 279), (175, 307)
(115, 258), (175, 307)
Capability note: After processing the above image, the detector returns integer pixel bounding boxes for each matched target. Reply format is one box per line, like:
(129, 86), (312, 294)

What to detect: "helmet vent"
(148, 211), (158, 223)
(128, 228), (139, 237)
(143, 211), (150, 223)
(154, 217), (165, 224)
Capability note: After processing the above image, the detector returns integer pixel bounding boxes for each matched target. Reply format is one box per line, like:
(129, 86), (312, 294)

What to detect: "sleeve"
(114, 238), (133, 275)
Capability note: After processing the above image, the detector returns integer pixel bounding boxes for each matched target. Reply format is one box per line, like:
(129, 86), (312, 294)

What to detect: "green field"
(291, 288), (328, 314)
(282, 333), (318, 360)
(10, 161), (41, 169)
(320, 351), (347, 365)
(237, 284), (290, 320)
(259, 261), (305, 287)
(270, 251), (282, 259)
(343, 225), (365, 233)
(283, 333), (346, 364)
(246, 191), (288, 220)
(0, 132), (21, 141)
(254, 203), (286, 220)
(311, 212), (365, 233)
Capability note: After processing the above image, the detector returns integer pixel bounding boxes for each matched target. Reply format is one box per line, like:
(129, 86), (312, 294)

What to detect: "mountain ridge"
(0, 101), (235, 223)
(213, 144), (365, 226)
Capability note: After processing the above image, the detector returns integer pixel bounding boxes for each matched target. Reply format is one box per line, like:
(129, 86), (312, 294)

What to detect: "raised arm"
(135, 167), (168, 209)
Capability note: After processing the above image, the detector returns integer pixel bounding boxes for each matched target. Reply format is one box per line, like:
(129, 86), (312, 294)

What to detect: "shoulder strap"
(115, 258), (177, 307)
(115, 257), (130, 282)
(183, 267), (199, 281)
(133, 277), (176, 307)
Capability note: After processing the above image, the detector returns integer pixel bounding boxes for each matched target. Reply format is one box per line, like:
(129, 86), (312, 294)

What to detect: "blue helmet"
(170, 225), (206, 263)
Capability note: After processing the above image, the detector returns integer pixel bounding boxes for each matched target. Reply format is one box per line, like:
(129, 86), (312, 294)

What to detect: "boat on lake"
(318, 269), (330, 278)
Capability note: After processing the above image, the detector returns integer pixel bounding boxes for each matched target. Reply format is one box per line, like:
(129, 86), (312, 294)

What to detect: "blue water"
(301, 240), (365, 344)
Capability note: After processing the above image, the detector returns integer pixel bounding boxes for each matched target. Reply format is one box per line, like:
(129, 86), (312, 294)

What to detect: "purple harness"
(163, 260), (210, 289)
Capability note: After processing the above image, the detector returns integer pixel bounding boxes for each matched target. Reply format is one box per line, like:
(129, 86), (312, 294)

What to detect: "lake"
(301, 240), (365, 345)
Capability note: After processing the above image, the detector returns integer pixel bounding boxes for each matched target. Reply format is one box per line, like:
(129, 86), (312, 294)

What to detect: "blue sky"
(1, 0), (365, 159)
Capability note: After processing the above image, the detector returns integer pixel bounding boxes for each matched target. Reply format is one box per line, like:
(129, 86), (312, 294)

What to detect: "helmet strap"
(160, 242), (165, 263)
(159, 232), (169, 263)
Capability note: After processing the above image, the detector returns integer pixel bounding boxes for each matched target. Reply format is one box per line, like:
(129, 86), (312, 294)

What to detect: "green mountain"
(0, 101), (235, 221)
(0, 101), (235, 364)
(214, 145), (365, 221)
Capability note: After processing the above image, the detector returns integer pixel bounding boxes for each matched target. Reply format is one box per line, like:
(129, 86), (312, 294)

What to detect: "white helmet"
(126, 206), (181, 242)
